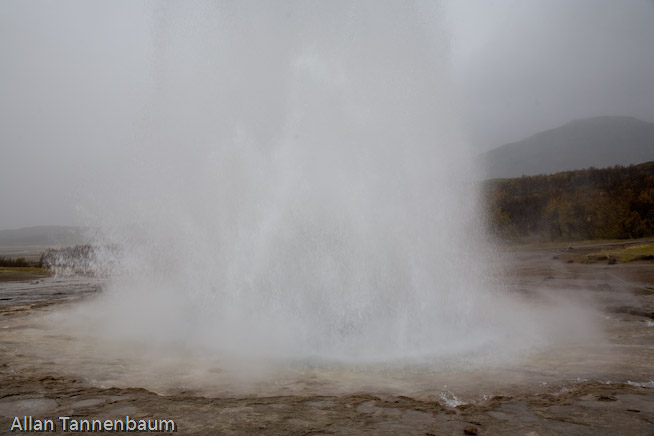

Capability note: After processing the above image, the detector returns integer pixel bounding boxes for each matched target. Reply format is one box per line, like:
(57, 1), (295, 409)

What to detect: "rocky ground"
(0, 242), (653, 435)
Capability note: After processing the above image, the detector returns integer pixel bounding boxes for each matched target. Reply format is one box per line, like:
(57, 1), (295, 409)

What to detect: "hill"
(0, 226), (88, 247)
(481, 116), (654, 179)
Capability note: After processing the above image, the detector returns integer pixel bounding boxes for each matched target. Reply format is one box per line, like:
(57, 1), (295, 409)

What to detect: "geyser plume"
(75, 2), (564, 363)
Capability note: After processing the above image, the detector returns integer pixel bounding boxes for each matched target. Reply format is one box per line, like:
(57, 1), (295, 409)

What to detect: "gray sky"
(444, 0), (654, 149)
(1, 0), (653, 230)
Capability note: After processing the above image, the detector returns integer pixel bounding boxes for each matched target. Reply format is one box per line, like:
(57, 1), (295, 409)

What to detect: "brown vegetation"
(484, 162), (654, 241)
(0, 256), (33, 268)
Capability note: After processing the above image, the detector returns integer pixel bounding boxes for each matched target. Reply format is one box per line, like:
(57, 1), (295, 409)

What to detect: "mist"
(0, 1), (593, 370)
(1, 5), (652, 432)
(1, 1), (653, 228)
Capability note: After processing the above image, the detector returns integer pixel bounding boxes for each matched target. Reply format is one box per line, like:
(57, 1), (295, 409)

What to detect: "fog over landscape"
(2, 3), (654, 434)
(1, 0), (654, 230)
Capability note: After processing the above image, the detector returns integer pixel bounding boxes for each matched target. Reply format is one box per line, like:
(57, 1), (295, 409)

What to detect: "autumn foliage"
(484, 162), (654, 241)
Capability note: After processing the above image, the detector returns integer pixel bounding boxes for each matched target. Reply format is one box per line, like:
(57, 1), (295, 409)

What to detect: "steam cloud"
(56, 1), (599, 366)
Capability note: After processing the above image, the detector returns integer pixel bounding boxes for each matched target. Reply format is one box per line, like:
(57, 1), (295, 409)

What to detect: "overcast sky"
(444, 0), (654, 149)
(1, 0), (653, 230)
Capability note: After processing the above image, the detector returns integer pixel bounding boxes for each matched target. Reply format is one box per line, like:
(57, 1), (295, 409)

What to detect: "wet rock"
(0, 398), (58, 417)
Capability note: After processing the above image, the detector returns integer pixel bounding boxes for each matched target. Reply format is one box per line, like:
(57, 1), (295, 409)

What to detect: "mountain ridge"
(480, 116), (654, 179)
(0, 225), (89, 247)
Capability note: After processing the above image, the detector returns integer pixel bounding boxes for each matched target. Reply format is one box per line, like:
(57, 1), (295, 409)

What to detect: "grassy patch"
(503, 238), (648, 251)
(0, 267), (50, 275)
(585, 243), (654, 263)
(0, 267), (51, 282)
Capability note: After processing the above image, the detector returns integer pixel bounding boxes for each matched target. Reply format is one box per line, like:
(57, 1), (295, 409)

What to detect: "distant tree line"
(0, 244), (119, 275)
(483, 162), (654, 241)
(0, 257), (35, 268)
(0, 246), (97, 270)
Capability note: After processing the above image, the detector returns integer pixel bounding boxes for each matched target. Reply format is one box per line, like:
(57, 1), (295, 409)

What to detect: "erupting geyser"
(74, 1), (554, 365)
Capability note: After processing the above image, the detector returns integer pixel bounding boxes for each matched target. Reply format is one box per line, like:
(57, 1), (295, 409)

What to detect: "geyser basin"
(66, 1), (594, 365)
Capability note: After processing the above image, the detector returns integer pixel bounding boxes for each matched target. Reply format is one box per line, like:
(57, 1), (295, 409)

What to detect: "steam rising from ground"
(67, 2), (598, 366)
